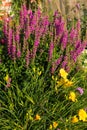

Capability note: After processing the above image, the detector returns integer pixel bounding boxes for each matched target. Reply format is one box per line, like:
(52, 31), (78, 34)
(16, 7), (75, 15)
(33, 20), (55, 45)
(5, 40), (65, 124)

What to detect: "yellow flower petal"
(64, 80), (73, 87)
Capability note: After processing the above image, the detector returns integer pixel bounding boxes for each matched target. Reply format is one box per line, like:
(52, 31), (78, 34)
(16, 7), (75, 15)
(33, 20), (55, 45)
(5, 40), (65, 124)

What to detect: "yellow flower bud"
(35, 114), (41, 121)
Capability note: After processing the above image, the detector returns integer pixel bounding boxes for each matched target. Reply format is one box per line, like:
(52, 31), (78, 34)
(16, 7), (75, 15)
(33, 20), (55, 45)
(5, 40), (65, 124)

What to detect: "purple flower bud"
(76, 3), (80, 10)
(76, 87), (84, 95)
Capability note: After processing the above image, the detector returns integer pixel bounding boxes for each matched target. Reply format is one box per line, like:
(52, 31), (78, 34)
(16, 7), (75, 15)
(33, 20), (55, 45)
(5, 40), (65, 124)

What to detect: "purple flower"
(8, 28), (13, 56)
(62, 61), (67, 69)
(16, 50), (21, 58)
(76, 87), (84, 95)
(75, 40), (81, 49)
(70, 28), (77, 41)
(48, 42), (54, 61)
(11, 45), (16, 60)
(55, 16), (65, 37)
(60, 30), (68, 50)
(70, 51), (77, 62)
(32, 40), (40, 60)
(20, 6), (24, 28)
(15, 26), (20, 43)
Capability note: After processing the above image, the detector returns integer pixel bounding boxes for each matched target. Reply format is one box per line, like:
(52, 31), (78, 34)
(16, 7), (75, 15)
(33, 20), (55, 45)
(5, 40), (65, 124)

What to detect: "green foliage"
(0, 55), (87, 129)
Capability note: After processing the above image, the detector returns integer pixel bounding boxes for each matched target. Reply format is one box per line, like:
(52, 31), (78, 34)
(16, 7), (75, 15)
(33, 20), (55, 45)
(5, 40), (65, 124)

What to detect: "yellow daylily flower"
(69, 91), (77, 102)
(59, 68), (68, 79)
(53, 121), (58, 128)
(78, 109), (87, 121)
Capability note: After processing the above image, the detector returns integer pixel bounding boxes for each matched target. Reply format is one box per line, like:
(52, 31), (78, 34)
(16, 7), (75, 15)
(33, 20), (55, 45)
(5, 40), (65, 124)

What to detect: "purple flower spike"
(76, 87), (84, 95)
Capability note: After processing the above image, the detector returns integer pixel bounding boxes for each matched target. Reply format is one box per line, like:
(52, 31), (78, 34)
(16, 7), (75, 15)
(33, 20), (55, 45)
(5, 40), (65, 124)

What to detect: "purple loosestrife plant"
(20, 5), (24, 29)
(3, 18), (9, 37)
(8, 27), (13, 56)
(60, 30), (68, 50)
(16, 49), (21, 58)
(32, 40), (39, 60)
(54, 16), (65, 38)
(61, 61), (67, 69)
(70, 40), (87, 62)
(15, 26), (20, 43)
(70, 28), (77, 42)
(2, 5), (87, 73)
(23, 4), (28, 22)
(11, 45), (16, 61)
(25, 18), (31, 40)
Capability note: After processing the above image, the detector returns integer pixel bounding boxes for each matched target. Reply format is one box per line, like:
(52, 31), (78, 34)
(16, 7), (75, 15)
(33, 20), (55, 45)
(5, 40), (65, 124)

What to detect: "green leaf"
(25, 95), (35, 104)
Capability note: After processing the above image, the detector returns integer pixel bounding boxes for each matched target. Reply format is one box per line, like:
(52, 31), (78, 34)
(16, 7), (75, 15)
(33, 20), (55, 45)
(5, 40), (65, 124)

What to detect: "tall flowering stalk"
(11, 33), (17, 61)
(25, 47), (30, 67)
(54, 16), (65, 38)
(48, 42), (54, 62)
(15, 25), (20, 44)
(8, 26), (13, 57)
(69, 28), (77, 42)
(51, 55), (63, 74)
(60, 30), (68, 50)
(3, 5), (87, 71)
